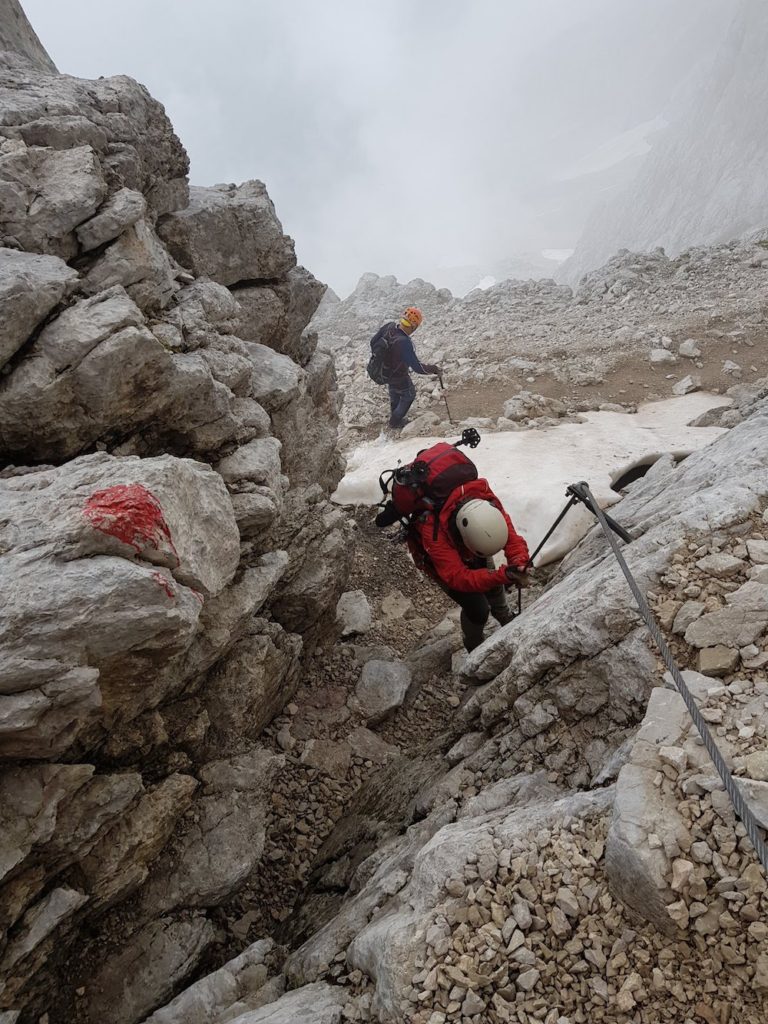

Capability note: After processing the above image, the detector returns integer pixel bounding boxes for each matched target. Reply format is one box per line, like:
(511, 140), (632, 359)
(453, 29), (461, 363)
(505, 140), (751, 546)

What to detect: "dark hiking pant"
(444, 584), (513, 652)
(388, 374), (416, 426)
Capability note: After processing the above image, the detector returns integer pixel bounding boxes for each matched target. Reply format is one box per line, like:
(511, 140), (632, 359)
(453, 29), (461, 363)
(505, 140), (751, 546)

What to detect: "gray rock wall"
(564, 0), (768, 282)
(0, 21), (350, 1021)
(0, 0), (56, 73)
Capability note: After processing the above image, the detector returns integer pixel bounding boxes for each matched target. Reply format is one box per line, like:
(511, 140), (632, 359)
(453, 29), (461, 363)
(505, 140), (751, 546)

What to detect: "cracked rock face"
(0, 11), (351, 1019)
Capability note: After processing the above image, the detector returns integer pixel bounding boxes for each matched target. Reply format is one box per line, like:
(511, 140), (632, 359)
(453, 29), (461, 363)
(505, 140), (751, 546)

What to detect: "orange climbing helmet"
(400, 306), (423, 330)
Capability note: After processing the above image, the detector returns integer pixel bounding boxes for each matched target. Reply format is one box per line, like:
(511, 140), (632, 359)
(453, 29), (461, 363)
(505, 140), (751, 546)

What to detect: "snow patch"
(332, 393), (728, 565)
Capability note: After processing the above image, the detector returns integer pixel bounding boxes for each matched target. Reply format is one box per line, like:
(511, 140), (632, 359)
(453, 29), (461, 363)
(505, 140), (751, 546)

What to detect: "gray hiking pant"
(444, 584), (513, 652)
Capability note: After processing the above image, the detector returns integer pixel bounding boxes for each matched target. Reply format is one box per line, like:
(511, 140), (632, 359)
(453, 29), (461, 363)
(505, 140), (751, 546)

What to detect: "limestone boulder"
(86, 914), (216, 1024)
(0, 52), (189, 216)
(76, 186), (146, 251)
(83, 218), (178, 311)
(78, 774), (198, 911)
(270, 350), (344, 490)
(157, 181), (295, 286)
(0, 885), (89, 1004)
(203, 620), (302, 754)
(0, 287), (179, 460)
(0, 246), (77, 369)
(143, 939), (279, 1024)
(224, 982), (347, 1024)
(244, 341), (300, 413)
(0, 764), (94, 888)
(336, 591), (372, 638)
(270, 501), (353, 633)
(0, 453), (239, 755)
(684, 581), (768, 649)
(216, 437), (283, 494)
(0, 142), (106, 257)
(606, 685), (694, 934)
(138, 749), (281, 914)
(355, 659), (412, 725)
(234, 266), (325, 365)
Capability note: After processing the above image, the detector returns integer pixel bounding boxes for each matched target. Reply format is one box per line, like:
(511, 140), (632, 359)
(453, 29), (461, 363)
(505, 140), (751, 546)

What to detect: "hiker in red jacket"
(377, 443), (530, 651)
(407, 479), (530, 651)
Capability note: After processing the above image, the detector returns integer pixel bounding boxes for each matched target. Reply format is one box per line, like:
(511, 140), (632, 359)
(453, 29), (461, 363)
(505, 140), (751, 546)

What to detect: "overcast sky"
(24, 0), (735, 294)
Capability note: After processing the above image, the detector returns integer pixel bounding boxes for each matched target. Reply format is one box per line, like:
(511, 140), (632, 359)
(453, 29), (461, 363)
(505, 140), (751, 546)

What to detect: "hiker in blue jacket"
(369, 307), (440, 428)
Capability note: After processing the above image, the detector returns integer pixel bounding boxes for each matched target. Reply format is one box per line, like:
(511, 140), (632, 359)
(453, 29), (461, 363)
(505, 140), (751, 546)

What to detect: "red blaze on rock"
(83, 483), (180, 568)
(151, 571), (176, 599)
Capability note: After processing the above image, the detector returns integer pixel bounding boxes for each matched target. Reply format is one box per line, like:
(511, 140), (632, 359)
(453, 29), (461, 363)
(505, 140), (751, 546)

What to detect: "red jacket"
(407, 478), (529, 593)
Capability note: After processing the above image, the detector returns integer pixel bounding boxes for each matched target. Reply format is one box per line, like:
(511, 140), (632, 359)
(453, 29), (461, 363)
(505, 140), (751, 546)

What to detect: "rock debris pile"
(313, 243), (768, 441)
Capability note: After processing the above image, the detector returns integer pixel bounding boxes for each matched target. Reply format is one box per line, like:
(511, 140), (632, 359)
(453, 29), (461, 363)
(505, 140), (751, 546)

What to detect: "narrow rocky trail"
(208, 509), (550, 971)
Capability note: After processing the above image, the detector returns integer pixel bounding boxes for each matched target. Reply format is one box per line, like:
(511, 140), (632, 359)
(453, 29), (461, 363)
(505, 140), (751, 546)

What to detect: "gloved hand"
(375, 501), (400, 529)
(422, 363), (441, 376)
(505, 565), (531, 587)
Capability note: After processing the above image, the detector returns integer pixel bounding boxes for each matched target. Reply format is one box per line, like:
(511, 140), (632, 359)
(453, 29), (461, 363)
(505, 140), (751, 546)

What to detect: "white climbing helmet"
(455, 499), (508, 556)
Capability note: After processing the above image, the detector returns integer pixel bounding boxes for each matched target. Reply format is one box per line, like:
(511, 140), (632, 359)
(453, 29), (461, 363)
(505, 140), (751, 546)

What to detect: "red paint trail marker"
(83, 483), (180, 567)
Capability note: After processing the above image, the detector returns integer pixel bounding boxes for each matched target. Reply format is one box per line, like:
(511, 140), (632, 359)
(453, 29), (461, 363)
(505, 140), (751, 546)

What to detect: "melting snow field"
(333, 393), (729, 565)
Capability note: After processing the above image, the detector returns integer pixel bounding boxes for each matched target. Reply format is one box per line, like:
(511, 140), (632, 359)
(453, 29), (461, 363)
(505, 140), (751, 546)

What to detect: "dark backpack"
(366, 322), (400, 385)
(376, 437), (480, 540)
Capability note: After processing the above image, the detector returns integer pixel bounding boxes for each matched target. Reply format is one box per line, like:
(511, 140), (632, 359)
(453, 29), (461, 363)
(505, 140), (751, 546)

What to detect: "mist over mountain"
(564, 0), (768, 283)
(21, 0), (735, 294)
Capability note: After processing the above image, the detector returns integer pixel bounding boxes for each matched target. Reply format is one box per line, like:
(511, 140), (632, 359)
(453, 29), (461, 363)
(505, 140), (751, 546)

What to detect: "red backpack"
(377, 429), (481, 528)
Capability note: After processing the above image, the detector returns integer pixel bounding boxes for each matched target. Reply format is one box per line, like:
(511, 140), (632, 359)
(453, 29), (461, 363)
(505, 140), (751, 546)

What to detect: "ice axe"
(437, 371), (454, 424)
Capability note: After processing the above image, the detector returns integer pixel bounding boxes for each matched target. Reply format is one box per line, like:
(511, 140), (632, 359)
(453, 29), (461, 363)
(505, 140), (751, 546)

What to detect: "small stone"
(672, 374), (701, 396)
(380, 589), (413, 619)
(695, 553), (745, 578)
(679, 338), (702, 358)
(656, 599), (682, 630)
(666, 900), (690, 929)
(462, 990), (486, 1015)
(336, 590), (372, 637)
(659, 746), (688, 773)
(671, 858), (694, 892)
(672, 601), (705, 635)
(743, 751), (768, 782)
(752, 953), (768, 991)
(276, 727), (295, 752)
(650, 348), (676, 364)
(512, 901), (532, 930)
(698, 646), (739, 677)
(516, 968), (540, 992)
(549, 906), (571, 938)
(691, 841), (713, 864)
(747, 539), (768, 565)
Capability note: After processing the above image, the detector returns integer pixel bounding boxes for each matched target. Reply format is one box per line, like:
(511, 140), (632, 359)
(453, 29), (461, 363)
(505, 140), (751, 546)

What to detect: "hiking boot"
(388, 417), (409, 430)
(492, 607), (516, 626)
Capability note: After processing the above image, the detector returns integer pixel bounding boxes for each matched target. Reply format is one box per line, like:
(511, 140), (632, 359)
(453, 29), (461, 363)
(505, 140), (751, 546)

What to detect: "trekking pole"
(524, 495), (580, 569)
(438, 373), (455, 425)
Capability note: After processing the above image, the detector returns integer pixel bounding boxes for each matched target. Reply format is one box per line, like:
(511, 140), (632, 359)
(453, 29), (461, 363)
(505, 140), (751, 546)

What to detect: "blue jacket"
(375, 322), (429, 378)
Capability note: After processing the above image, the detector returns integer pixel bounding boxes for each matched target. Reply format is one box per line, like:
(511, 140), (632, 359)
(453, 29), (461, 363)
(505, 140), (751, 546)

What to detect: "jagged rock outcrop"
(0, 15), (350, 1021)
